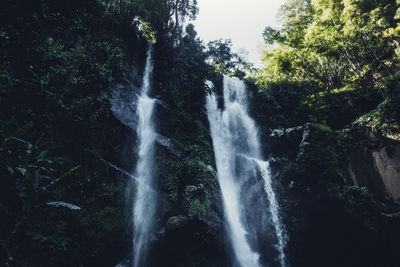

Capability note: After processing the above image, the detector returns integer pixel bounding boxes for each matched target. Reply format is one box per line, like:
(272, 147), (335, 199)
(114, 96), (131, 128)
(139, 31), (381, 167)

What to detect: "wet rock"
(109, 82), (140, 131)
(347, 148), (386, 197)
(267, 125), (304, 160)
(372, 144), (400, 203)
(340, 126), (400, 201)
(155, 134), (182, 157)
(166, 215), (188, 230)
(153, 214), (227, 267)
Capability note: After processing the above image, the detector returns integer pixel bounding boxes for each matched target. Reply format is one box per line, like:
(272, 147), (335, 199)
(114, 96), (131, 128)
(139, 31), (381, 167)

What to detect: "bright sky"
(193, 0), (284, 68)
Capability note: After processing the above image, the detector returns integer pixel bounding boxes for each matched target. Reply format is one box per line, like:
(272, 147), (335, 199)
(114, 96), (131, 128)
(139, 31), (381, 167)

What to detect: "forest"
(1, 0), (400, 266)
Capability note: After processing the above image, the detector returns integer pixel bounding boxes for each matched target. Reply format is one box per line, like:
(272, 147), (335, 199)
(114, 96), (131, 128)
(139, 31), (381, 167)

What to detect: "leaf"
(3, 137), (30, 147)
(47, 201), (81, 210)
(37, 150), (48, 161)
(16, 167), (27, 176)
(14, 121), (34, 138)
(48, 165), (81, 187)
(40, 75), (50, 85)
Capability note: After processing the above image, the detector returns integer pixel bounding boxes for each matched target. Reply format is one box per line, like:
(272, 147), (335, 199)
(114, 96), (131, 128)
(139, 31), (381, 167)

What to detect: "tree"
(206, 39), (246, 74)
(168, 0), (199, 36)
(259, 0), (399, 93)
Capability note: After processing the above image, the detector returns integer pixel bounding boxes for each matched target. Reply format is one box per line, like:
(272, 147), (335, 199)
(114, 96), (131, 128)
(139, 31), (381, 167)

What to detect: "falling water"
(131, 42), (157, 267)
(252, 158), (287, 267)
(206, 76), (287, 267)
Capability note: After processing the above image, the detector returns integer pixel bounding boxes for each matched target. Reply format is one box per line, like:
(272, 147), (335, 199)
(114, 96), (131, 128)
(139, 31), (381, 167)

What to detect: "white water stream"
(131, 43), (157, 267)
(206, 76), (287, 267)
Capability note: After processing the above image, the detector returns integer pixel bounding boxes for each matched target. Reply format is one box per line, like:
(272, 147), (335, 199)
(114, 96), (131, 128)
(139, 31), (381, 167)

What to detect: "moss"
(314, 123), (333, 132)
(184, 184), (212, 218)
(354, 98), (400, 141)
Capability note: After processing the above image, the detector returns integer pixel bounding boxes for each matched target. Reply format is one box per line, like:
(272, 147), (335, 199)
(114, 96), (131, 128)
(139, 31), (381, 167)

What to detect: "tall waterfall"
(206, 76), (287, 267)
(131, 43), (157, 267)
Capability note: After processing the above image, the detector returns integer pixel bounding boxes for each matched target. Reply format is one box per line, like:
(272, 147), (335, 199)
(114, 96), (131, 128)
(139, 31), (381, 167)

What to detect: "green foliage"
(263, 27), (283, 45)
(168, 0), (199, 36)
(154, 23), (211, 117)
(157, 141), (218, 219)
(253, 0), (400, 129)
(0, 0), (211, 265)
(184, 184), (210, 217)
(0, 0), (150, 266)
(328, 185), (383, 231)
(355, 99), (400, 141)
(206, 38), (250, 75)
(349, 73), (400, 140)
(261, 0), (398, 89)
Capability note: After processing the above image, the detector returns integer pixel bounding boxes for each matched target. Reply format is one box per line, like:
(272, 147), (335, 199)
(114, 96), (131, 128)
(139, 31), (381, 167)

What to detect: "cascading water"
(206, 76), (287, 267)
(256, 159), (287, 267)
(131, 43), (157, 267)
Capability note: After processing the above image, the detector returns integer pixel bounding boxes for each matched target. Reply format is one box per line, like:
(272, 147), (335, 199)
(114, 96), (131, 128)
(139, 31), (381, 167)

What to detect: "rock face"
(266, 123), (400, 267)
(153, 213), (227, 267)
(342, 127), (400, 203)
(347, 148), (386, 195)
(372, 144), (400, 203)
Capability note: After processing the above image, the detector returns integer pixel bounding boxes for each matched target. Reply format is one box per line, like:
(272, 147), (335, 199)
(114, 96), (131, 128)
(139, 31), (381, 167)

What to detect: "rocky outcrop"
(372, 144), (400, 203)
(347, 148), (386, 196)
(270, 123), (400, 203)
(266, 123), (400, 267)
(341, 127), (400, 203)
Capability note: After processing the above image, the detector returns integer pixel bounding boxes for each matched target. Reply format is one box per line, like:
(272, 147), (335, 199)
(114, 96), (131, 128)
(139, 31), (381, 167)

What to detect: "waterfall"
(252, 159), (287, 267)
(206, 76), (287, 267)
(131, 42), (157, 267)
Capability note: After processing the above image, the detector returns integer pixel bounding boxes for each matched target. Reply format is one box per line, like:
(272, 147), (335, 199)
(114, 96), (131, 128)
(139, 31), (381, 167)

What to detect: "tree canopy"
(251, 0), (400, 129)
(258, 0), (399, 93)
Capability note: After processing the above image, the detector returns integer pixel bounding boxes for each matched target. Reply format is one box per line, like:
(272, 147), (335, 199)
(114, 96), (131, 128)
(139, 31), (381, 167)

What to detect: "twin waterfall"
(206, 76), (287, 267)
(129, 45), (286, 266)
